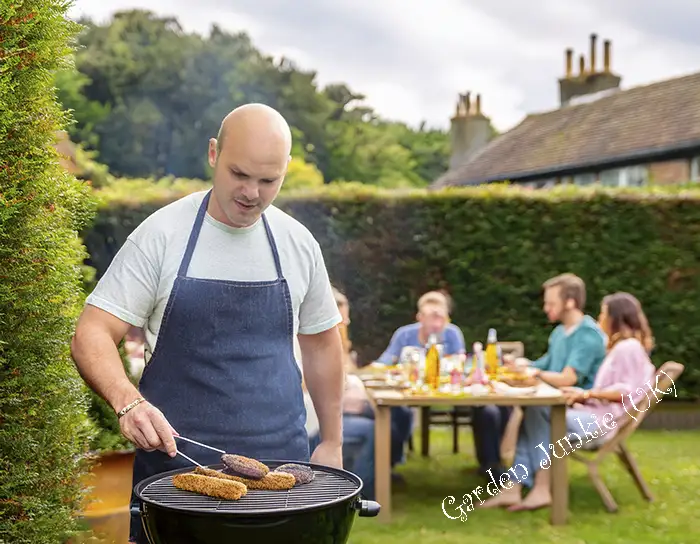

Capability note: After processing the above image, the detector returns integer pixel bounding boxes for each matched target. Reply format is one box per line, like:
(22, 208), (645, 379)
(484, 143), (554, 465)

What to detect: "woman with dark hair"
(561, 292), (656, 419)
(481, 291), (656, 512)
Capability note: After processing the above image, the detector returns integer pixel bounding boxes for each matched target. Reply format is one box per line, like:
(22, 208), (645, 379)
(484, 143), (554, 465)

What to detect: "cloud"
(69, 0), (700, 134)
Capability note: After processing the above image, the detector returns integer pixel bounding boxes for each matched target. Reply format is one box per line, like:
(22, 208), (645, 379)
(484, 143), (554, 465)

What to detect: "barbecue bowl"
(133, 459), (380, 544)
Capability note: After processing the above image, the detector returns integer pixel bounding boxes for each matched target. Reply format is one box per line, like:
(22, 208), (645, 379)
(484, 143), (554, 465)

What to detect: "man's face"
(417, 303), (448, 335)
(543, 286), (568, 323)
(207, 138), (289, 228)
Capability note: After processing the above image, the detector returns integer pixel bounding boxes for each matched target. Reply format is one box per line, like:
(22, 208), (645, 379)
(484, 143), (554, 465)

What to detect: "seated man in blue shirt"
(376, 291), (466, 468)
(378, 292), (466, 361)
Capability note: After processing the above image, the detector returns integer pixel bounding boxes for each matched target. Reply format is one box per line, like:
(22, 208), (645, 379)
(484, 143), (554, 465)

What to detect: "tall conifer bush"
(0, 1), (97, 541)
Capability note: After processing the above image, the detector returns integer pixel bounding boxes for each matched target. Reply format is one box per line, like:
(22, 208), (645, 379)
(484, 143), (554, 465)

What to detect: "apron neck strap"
(178, 190), (211, 278)
(261, 213), (284, 280)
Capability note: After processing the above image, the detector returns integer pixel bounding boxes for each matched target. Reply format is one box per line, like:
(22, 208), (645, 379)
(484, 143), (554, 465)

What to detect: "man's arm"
(295, 239), (344, 464)
(539, 330), (604, 389)
(537, 366), (577, 388)
(298, 327), (345, 460)
(71, 306), (178, 457)
(448, 324), (467, 354)
(72, 305), (138, 414)
(71, 230), (177, 456)
(530, 351), (551, 370)
(375, 329), (404, 364)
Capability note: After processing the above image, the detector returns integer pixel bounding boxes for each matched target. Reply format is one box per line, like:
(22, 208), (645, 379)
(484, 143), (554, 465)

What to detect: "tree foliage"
(55, 9), (450, 187)
(0, 1), (98, 542)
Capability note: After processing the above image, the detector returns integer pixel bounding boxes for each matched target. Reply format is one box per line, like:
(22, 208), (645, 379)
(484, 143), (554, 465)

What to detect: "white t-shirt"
(86, 190), (342, 364)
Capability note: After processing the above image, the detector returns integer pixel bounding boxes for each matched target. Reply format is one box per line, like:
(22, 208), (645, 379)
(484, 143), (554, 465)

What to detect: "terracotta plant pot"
(73, 449), (136, 544)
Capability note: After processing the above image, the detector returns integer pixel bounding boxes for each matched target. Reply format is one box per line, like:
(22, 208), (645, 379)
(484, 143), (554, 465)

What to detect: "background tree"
(55, 9), (451, 187)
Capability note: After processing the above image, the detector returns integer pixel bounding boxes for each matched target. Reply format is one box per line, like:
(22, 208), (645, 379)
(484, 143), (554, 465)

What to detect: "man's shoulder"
(446, 323), (463, 336)
(130, 190), (203, 241)
(393, 323), (419, 337)
(575, 318), (606, 345)
(265, 205), (317, 244)
(549, 324), (565, 340)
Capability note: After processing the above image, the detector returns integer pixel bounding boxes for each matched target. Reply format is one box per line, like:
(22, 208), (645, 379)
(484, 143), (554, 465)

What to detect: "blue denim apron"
(128, 190), (309, 543)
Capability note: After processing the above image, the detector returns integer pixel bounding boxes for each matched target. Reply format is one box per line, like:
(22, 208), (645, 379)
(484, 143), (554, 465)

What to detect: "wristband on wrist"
(117, 397), (145, 419)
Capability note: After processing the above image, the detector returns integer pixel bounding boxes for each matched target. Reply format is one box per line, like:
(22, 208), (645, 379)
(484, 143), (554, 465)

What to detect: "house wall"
(649, 159), (691, 184)
(521, 156), (698, 188)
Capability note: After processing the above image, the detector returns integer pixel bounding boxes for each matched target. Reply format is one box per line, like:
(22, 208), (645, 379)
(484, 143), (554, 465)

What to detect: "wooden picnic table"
(365, 386), (570, 525)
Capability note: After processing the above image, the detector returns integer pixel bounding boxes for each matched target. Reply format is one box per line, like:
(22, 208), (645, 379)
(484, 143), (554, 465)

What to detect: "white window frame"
(599, 165), (648, 187)
(691, 156), (700, 182)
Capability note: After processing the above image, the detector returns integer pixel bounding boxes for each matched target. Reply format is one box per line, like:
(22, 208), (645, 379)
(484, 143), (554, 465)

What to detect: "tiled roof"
(433, 71), (700, 187)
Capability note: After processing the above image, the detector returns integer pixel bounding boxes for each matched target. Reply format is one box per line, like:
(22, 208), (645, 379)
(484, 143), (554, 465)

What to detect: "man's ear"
(208, 138), (218, 168)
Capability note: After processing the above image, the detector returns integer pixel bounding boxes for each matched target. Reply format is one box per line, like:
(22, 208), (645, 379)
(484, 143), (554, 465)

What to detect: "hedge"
(84, 179), (700, 400)
(0, 3), (98, 543)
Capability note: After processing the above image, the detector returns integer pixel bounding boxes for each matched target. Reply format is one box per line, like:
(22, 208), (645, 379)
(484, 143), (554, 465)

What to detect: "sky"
(67, 0), (700, 133)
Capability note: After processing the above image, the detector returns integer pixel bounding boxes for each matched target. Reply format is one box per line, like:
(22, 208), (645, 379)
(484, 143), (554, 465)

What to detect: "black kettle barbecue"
(133, 459), (380, 544)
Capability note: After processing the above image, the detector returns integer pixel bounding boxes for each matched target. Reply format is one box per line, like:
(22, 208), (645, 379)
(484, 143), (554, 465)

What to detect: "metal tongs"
(174, 435), (225, 467)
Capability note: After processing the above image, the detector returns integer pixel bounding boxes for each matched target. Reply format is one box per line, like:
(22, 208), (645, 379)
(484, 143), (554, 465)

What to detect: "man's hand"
(119, 400), (179, 457)
(298, 328), (344, 449)
(310, 440), (343, 469)
(502, 375), (539, 387)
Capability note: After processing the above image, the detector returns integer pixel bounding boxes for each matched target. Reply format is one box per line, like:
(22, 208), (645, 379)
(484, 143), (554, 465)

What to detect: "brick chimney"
(449, 92), (492, 170)
(558, 34), (621, 106)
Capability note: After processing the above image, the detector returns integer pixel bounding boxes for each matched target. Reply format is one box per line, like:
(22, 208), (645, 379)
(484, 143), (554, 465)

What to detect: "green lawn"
(350, 427), (700, 544)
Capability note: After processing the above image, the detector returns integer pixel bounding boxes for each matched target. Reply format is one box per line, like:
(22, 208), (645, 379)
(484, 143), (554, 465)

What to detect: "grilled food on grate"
(221, 454), (270, 480)
(275, 463), (315, 484)
(222, 468), (296, 490)
(195, 466), (295, 490)
(172, 473), (247, 500)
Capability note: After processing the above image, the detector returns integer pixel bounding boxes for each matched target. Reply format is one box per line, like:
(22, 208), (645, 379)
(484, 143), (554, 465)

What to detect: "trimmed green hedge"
(84, 180), (700, 400)
(0, 2), (98, 542)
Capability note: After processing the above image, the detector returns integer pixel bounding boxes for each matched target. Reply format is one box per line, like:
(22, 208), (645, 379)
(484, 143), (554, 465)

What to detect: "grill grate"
(138, 464), (360, 515)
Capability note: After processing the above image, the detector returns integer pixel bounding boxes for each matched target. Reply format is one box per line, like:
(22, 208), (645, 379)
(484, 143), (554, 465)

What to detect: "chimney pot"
(565, 48), (573, 78)
(590, 33), (597, 73)
(603, 39), (611, 72)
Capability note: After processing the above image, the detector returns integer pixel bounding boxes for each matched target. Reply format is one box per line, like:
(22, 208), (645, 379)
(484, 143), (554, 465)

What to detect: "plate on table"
(364, 379), (410, 390)
(492, 382), (536, 396)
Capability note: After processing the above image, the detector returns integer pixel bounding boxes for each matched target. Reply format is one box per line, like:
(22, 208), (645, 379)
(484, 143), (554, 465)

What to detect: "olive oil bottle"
(485, 328), (500, 378)
(424, 333), (441, 390)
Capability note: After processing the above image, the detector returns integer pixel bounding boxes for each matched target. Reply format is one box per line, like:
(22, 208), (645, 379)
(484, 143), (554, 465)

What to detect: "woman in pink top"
(562, 292), (656, 436)
(483, 292), (656, 512)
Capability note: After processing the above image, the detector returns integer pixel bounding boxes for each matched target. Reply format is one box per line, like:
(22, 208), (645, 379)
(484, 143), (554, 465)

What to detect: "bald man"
(70, 104), (345, 544)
